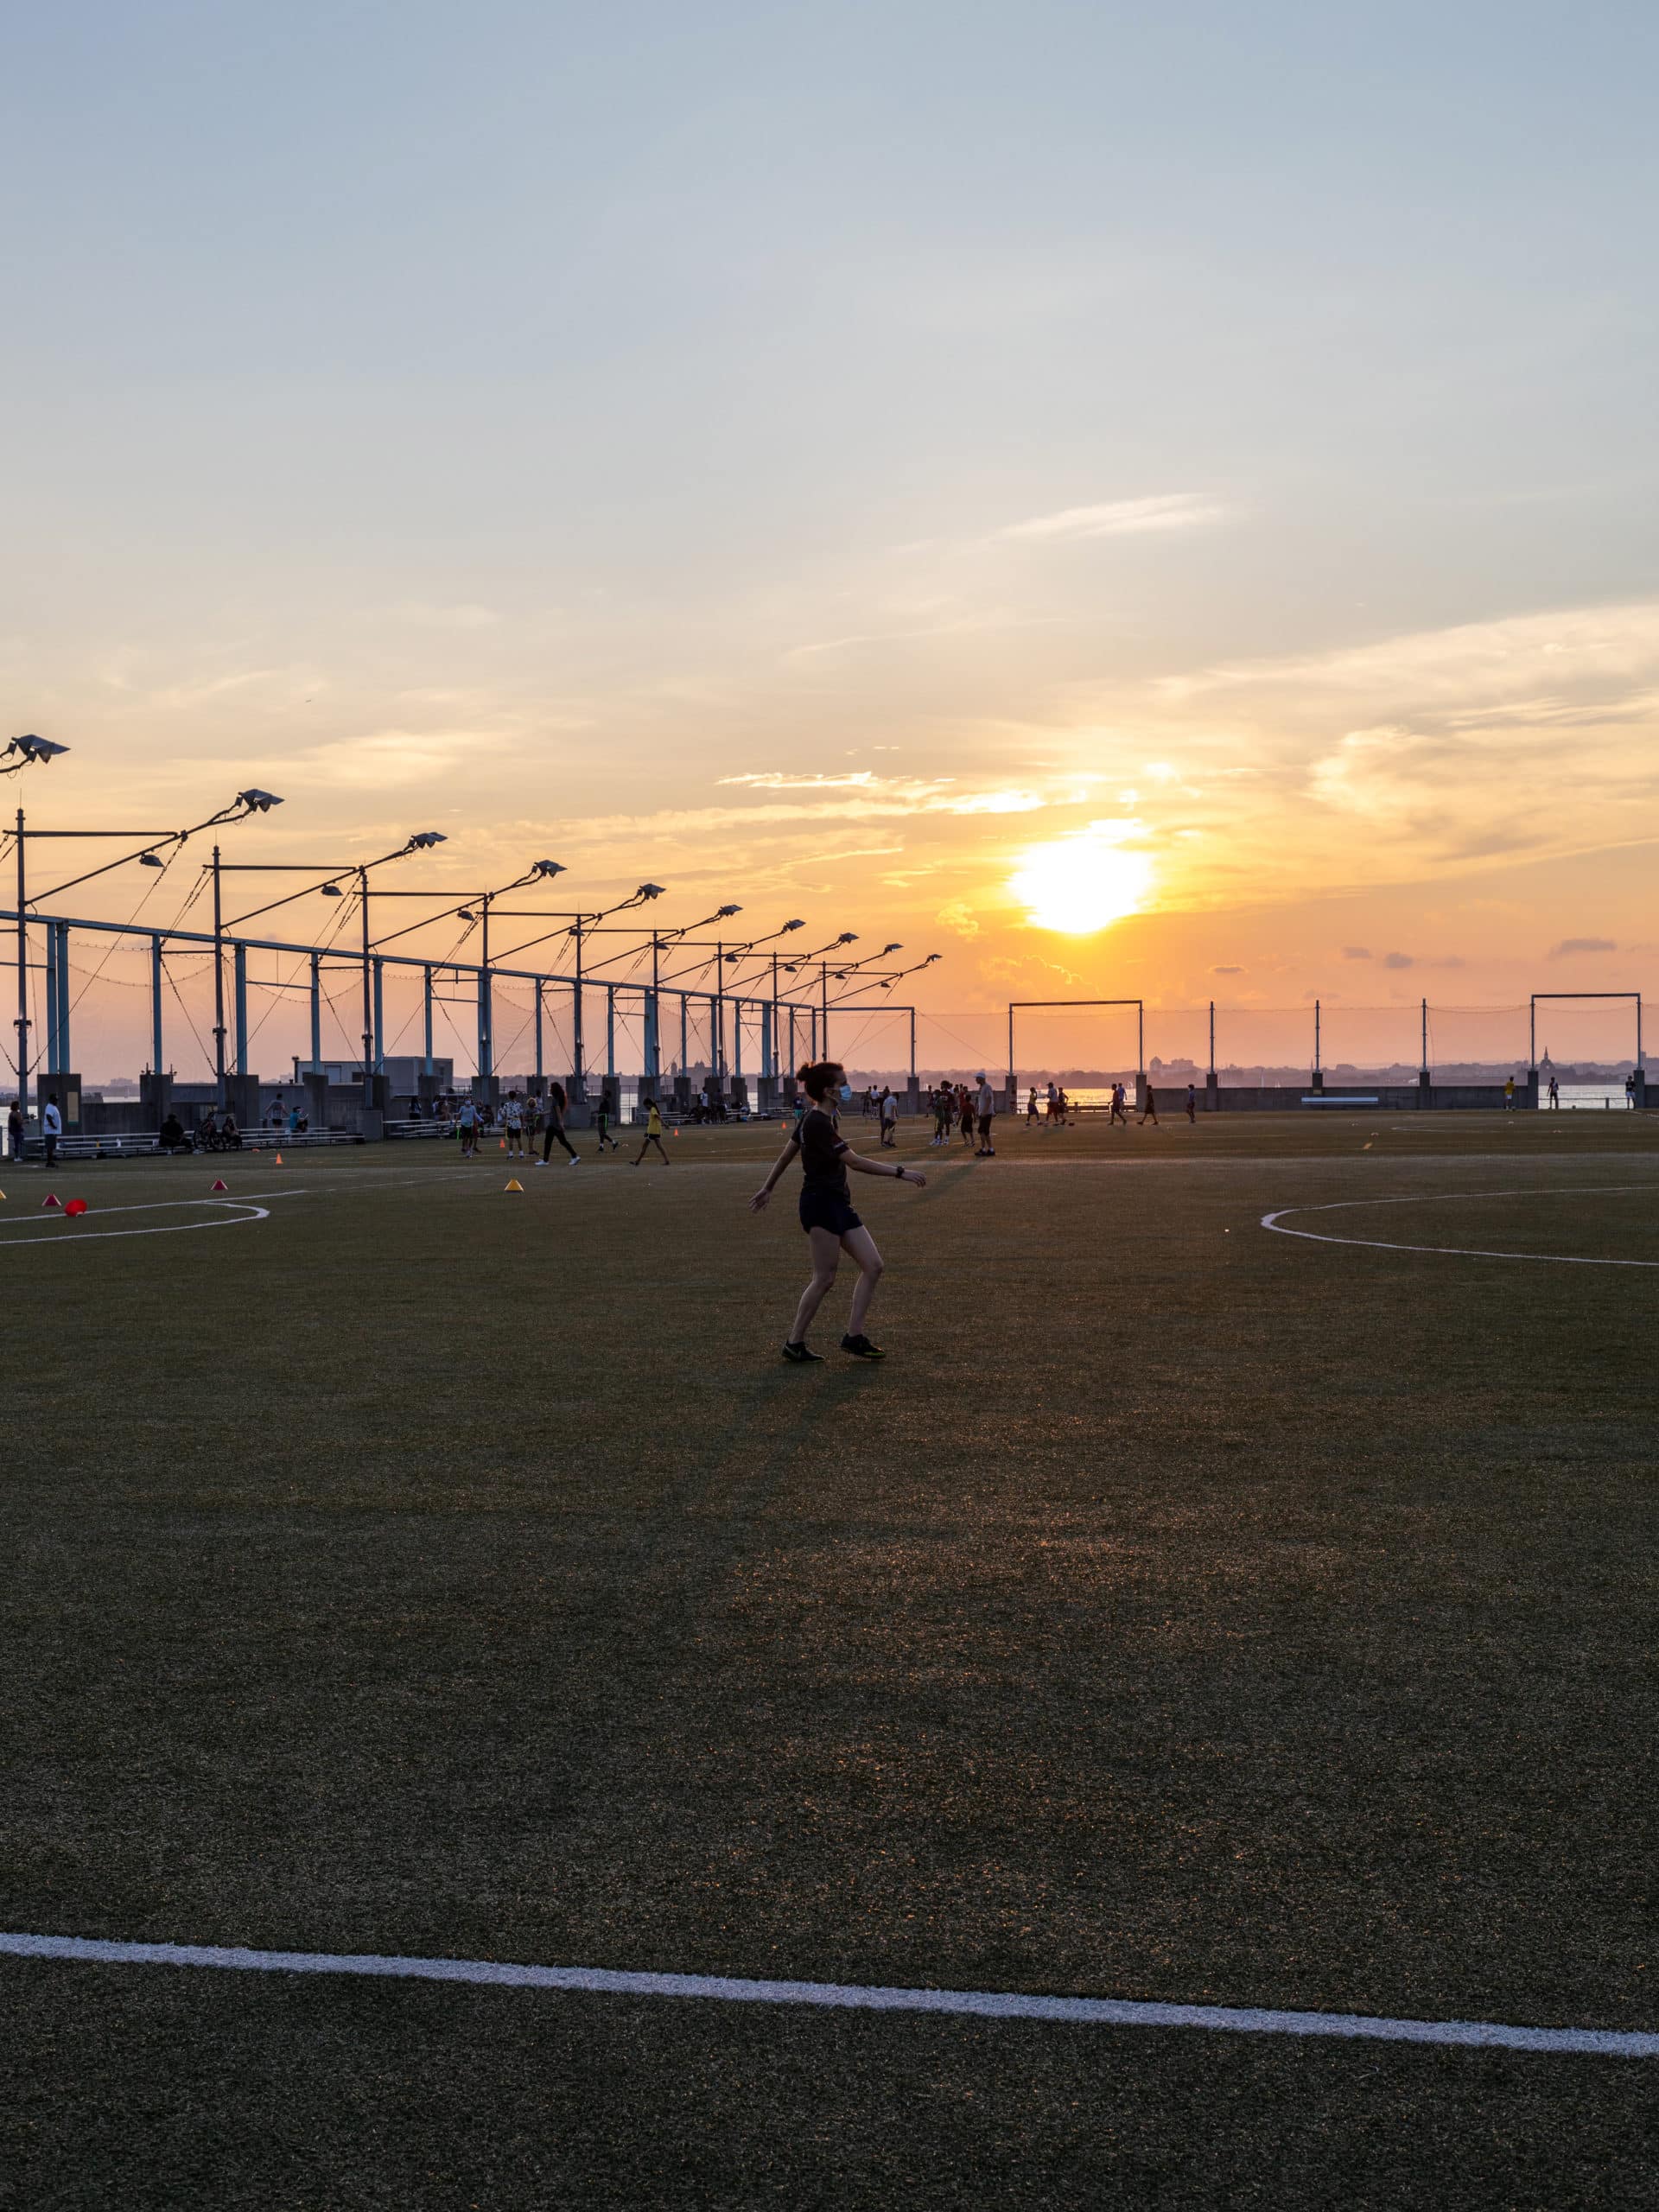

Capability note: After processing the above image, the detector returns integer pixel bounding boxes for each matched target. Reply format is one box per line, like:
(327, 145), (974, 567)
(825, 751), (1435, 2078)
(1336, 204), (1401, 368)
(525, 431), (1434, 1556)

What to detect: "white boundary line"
(0, 1196), (280, 1247)
(2, 1932), (1651, 2056)
(1261, 1184), (1659, 1268)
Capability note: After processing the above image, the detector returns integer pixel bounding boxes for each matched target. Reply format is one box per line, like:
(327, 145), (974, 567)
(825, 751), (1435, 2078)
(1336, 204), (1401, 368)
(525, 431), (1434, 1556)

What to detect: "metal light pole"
(212, 843), (227, 1105)
(492, 883), (666, 1099)
(3, 736), (70, 1132)
(15, 772), (273, 1124)
(213, 820), (452, 1100)
(370, 860), (566, 1090)
(576, 903), (741, 1099)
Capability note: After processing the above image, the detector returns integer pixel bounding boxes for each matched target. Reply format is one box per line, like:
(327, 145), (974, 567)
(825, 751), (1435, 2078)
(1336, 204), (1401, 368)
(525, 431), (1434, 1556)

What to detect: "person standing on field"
(7, 1100), (22, 1161)
(1185, 1083), (1197, 1124)
(1140, 1083), (1159, 1128)
(538, 1081), (581, 1166)
(633, 1095), (671, 1166)
(41, 1093), (62, 1168)
(878, 1086), (898, 1147)
(974, 1072), (996, 1157)
(502, 1090), (525, 1157)
(750, 1058), (926, 1363)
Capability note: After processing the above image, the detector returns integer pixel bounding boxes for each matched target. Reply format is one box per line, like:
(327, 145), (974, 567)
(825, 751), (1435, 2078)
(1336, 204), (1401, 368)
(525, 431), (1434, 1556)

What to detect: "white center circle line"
(1261, 1183), (1659, 1268)
(0, 1197), (274, 1247)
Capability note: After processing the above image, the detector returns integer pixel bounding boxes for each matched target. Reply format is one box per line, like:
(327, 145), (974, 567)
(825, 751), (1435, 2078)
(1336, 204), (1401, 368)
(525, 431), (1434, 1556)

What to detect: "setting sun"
(1008, 824), (1154, 934)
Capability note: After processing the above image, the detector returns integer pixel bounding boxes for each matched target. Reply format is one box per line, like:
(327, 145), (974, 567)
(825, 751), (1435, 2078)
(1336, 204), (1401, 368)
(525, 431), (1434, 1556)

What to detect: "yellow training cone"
(504, 1177), (524, 1192)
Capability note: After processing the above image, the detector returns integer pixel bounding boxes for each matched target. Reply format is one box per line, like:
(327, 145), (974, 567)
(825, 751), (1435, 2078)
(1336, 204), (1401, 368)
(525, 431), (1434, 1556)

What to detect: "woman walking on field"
(750, 1060), (925, 1363)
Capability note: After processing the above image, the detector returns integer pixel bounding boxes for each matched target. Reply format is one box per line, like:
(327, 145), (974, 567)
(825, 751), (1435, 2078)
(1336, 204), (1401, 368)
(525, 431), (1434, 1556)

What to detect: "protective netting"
(823, 1003), (914, 1084)
(1423, 1004), (1531, 1079)
(20, 931), (1649, 1108)
(1206, 1006), (1317, 1083)
(1313, 1002), (1429, 1082)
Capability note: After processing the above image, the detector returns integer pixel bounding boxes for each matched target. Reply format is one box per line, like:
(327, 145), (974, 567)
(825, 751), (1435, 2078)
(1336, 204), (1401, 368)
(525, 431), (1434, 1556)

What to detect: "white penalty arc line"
(1261, 1183), (1659, 1268)
(0, 1933), (1652, 2057)
(0, 1196), (280, 1246)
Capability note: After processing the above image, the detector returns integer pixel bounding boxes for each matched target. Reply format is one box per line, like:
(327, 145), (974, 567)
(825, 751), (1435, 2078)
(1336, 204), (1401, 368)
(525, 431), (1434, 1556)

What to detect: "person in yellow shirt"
(632, 1096), (671, 1166)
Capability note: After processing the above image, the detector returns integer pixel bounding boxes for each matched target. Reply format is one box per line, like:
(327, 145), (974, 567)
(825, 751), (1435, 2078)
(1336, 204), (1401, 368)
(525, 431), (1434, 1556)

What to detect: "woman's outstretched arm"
(749, 1134), (801, 1211)
(842, 1149), (925, 1185)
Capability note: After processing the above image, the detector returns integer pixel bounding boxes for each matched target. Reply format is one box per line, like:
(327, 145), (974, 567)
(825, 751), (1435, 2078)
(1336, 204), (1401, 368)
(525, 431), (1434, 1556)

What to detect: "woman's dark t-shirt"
(798, 1106), (849, 1197)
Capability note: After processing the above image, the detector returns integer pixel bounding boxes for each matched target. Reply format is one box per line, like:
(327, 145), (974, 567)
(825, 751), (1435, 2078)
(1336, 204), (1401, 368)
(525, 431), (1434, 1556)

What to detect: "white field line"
(1262, 1184), (1659, 1268)
(1, 1932), (1652, 2056)
(0, 1197), (276, 1247)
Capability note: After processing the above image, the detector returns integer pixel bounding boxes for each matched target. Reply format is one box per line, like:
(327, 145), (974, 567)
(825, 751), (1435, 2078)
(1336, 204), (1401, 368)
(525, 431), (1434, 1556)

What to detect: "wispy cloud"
(368, 603), (504, 632)
(1550, 937), (1618, 957)
(995, 494), (1227, 543)
(713, 772), (1050, 818)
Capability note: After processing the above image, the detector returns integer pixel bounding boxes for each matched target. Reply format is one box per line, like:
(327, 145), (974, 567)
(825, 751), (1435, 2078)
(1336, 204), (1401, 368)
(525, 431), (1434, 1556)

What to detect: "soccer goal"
(1006, 999), (1144, 1103)
(1529, 992), (1644, 1105)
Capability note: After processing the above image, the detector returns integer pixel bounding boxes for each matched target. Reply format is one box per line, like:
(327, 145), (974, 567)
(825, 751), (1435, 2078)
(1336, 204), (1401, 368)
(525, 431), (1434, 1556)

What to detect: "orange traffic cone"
(211, 1178), (228, 1192)
(42, 1192), (62, 1210)
(274, 1152), (283, 1166)
(499, 1136), (506, 1150)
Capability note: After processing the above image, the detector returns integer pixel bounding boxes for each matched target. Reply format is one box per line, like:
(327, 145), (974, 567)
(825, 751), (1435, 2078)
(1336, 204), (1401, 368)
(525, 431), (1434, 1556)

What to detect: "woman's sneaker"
(781, 1341), (823, 1363)
(840, 1333), (886, 1360)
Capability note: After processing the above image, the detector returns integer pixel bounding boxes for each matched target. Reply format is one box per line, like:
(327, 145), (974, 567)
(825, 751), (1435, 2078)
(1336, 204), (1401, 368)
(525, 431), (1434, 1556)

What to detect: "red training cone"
(211, 1178), (228, 1192)
(42, 1192), (62, 1210)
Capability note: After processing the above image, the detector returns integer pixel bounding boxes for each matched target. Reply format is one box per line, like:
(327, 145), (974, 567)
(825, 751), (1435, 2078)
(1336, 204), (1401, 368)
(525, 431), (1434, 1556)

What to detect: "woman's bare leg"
(842, 1225), (885, 1334)
(789, 1227), (842, 1342)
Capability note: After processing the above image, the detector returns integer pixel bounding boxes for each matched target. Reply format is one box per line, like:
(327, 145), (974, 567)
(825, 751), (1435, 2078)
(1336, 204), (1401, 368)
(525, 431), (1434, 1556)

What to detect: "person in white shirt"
(502, 1090), (525, 1157)
(41, 1093), (61, 1168)
(878, 1086), (898, 1147)
(974, 1074), (996, 1157)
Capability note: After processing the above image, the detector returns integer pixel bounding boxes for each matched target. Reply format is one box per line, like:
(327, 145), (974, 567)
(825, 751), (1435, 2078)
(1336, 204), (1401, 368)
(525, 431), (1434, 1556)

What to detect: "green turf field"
(3, 1112), (1656, 2207)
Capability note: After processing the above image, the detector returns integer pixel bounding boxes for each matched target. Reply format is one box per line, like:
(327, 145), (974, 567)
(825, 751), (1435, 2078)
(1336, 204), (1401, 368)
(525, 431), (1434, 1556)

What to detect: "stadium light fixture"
(1, 734), (70, 776)
(15, 778), (284, 1128)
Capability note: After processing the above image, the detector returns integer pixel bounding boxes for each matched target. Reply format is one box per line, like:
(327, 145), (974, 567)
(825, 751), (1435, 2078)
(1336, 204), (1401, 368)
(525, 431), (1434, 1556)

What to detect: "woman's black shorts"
(799, 1188), (862, 1238)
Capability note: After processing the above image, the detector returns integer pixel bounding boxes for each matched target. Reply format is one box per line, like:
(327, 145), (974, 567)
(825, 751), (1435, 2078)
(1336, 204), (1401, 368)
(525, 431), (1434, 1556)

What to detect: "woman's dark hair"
(550, 1082), (568, 1112)
(797, 1060), (844, 1103)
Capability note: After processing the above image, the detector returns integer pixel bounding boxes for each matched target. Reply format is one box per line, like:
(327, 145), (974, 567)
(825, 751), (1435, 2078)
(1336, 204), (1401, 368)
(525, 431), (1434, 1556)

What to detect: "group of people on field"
(1020, 1078), (1187, 1128)
(857, 1084), (902, 1146)
(449, 1084), (671, 1169)
(1025, 1081), (1073, 1127)
(926, 1077), (998, 1156)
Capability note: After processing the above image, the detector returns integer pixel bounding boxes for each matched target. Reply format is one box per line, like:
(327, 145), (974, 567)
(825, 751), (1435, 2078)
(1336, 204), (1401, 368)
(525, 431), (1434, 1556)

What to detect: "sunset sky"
(5, 3), (1657, 1072)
